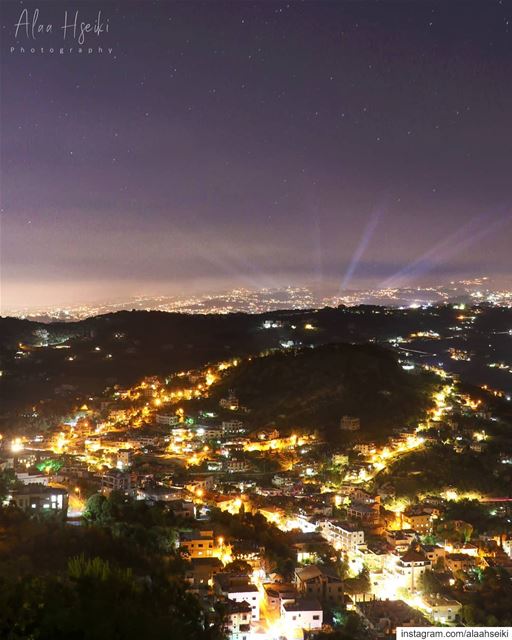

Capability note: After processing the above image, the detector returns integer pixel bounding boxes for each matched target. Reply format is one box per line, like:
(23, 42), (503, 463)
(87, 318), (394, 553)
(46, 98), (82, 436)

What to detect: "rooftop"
(283, 598), (322, 613)
(12, 484), (67, 496)
(400, 548), (428, 564)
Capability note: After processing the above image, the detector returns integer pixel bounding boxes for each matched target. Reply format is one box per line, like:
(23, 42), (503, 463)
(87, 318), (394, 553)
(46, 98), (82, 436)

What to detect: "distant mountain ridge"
(1, 305), (511, 419)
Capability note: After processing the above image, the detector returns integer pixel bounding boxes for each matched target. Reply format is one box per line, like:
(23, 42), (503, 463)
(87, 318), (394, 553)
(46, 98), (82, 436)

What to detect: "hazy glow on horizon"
(1, 1), (511, 311)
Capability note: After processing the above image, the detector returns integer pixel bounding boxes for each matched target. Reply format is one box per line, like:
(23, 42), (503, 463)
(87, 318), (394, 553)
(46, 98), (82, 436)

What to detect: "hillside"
(373, 444), (505, 499)
(211, 343), (437, 439)
(2, 305), (510, 422)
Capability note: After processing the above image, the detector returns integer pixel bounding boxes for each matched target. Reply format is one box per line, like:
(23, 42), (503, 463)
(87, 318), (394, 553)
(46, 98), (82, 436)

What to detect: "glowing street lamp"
(11, 438), (24, 453)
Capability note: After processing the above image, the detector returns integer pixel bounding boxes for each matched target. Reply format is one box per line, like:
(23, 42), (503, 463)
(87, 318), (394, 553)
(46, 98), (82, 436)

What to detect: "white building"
(156, 413), (180, 427)
(319, 520), (365, 554)
(281, 599), (323, 630)
(422, 595), (461, 624)
(224, 600), (252, 640)
(215, 574), (260, 621)
(393, 548), (431, 592)
(226, 585), (260, 621)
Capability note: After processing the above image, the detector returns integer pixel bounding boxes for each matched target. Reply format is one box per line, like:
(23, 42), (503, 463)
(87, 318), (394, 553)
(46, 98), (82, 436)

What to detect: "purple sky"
(1, 0), (512, 310)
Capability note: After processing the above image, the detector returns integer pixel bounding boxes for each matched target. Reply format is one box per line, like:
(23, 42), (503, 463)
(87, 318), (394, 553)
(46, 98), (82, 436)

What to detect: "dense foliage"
(376, 445), (504, 499)
(0, 500), (223, 640)
(0, 555), (220, 640)
(459, 568), (512, 626)
(213, 343), (435, 437)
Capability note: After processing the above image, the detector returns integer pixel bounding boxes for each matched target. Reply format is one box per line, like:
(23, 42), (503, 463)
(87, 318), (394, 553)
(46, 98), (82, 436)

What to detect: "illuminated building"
(180, 530), (230, 561)
(385, 530), (417, 550)
(9, 484), (68, 518)
(116, 448), (132, 469)
(225, 458), (250, 473)
(263, 583), (297, 612)
(422, 595), (462, 624)
(295, 565), (344, 605)
(421, 544), (446, 566)
(281, 599), (323, 630)
(219, 391), (239, 411)
(353, 442), (377, 457)
(214, 573), (260, 621)
(101, 469), (132, 493)
(155, 413), (180, 427)
(318, 520), (365, 554)
(231, 540), (264, 563)
(402, 510), (434, 536)
(185, 475), (215, 495)
(221, 420), (246, 436)
(393, 548), (431, 592)
(198, 424), (223, 439)
(445, 553), (477, 573)
(223, 600), (252, 640)
(358, 543), (388, 574)
(347, 498), (381, 524)
(15, 471), (49, 486)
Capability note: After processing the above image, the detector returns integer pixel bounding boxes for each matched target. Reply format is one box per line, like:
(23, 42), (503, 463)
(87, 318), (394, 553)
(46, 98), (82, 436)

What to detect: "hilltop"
(209, 343), (437, 439)
(1, 304), (511, 420)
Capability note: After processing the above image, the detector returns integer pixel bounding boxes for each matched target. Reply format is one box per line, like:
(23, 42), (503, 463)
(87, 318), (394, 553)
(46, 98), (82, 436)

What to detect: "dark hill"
(212, 343), (436, 439)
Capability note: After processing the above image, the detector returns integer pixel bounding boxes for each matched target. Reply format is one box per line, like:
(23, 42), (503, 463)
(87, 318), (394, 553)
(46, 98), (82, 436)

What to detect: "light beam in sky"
(381, 211), (512, 289)
(339, 209), (383, 293)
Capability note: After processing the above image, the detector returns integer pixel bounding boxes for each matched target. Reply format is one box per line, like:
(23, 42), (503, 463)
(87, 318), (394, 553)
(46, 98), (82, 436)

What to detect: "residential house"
(214, 573), (260, 621)
(180, 530), (226, 559)
(101, 469), (132, 493)
(156, 413), (180, 427)
(445, 553), (477, 573)
(263, 583), (297, 612)
(422, 595), (461, 624)
(9, 484), (68, 518)
(403, 510), (434, 536)
(347, 500), (380, 525)
(224, 600), (252, 640)
(386, 530), (417, 550)
(393, 548), (431, 592)
(357, 600), (429, 636)
(295, 565), (344, 605)
(318, 520), (365, 554)
(281, 599), (323, 631)
(185, 558), (223, 586)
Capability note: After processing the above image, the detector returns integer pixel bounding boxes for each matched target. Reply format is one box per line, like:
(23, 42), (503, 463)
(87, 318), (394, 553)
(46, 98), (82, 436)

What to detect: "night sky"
(1, 0), (512, 311)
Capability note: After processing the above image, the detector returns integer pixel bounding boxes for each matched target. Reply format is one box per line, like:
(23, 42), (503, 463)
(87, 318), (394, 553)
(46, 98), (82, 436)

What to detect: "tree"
(82, 493), (107, 523)
(223, 559), (252, 574)
(418, 570), (442, 596)
(0, 470), (17, 503)
(316, 612), (368, 639)
(436, 519), (473, 543)
(344, 568), (370, 598)
(0, 555), (223, 640)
